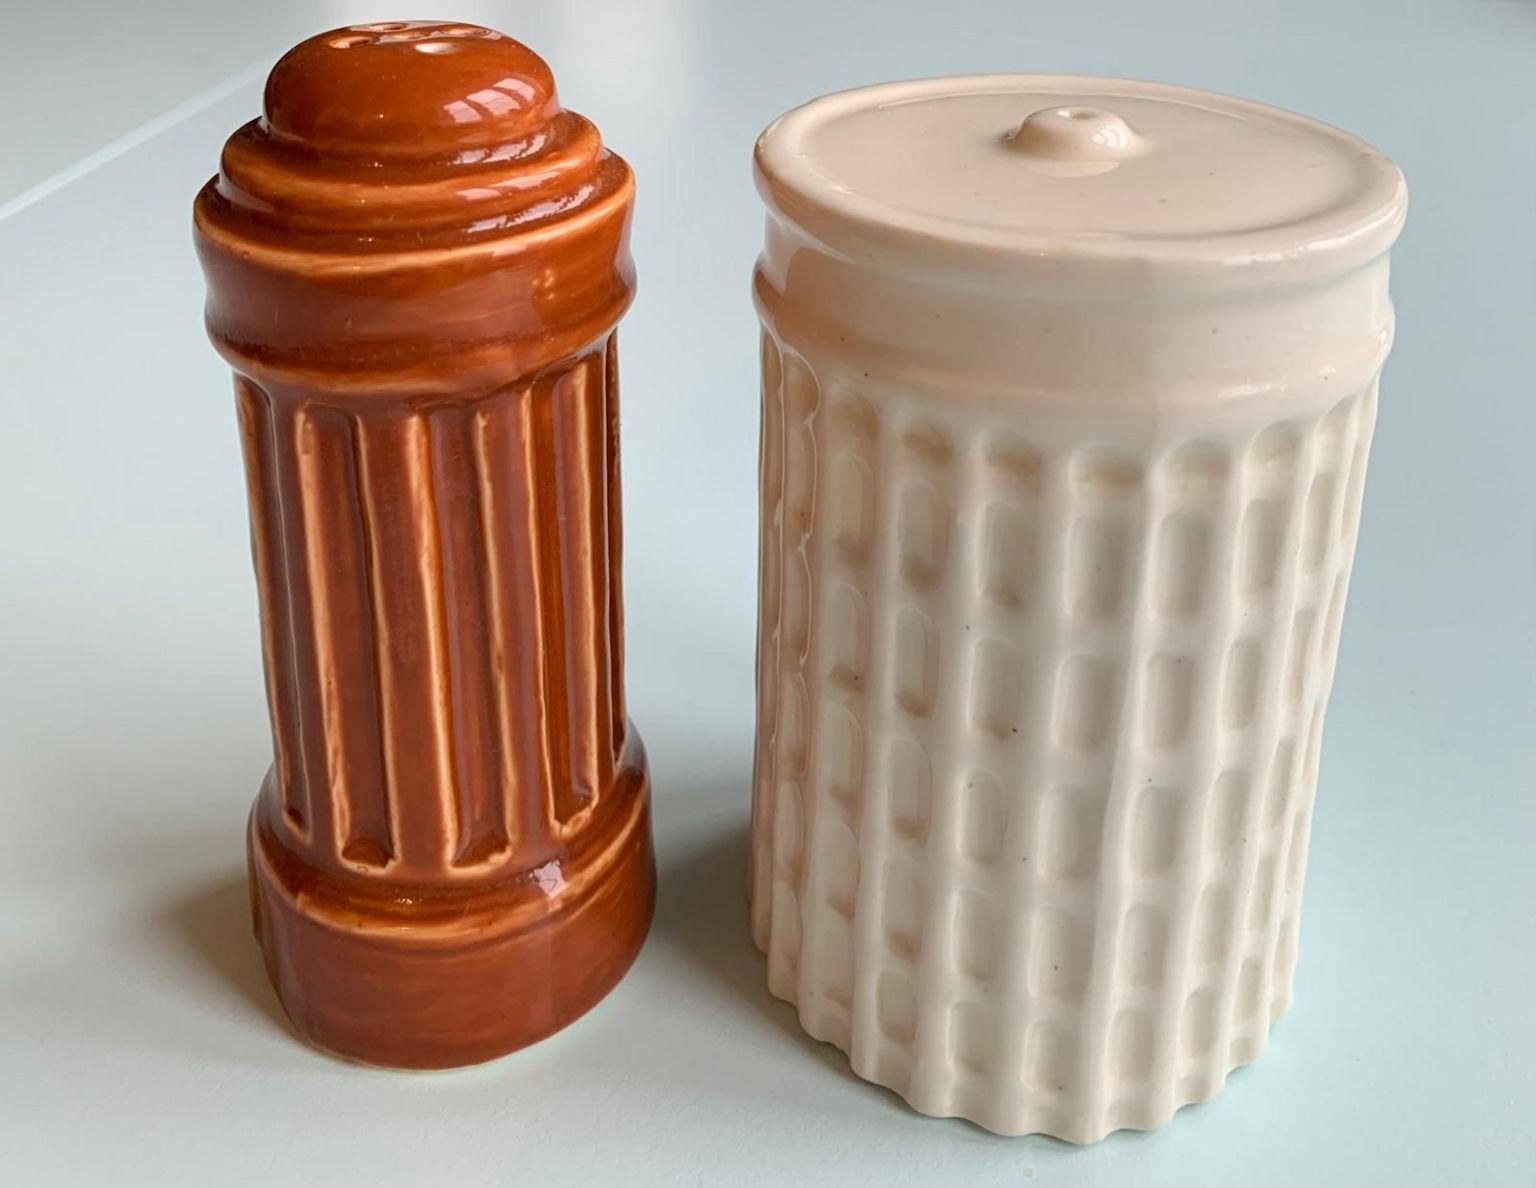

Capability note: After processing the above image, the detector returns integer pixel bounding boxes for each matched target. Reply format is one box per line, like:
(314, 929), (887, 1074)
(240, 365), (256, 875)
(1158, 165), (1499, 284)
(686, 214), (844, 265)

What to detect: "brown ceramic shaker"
(193, 21), (654, 1068)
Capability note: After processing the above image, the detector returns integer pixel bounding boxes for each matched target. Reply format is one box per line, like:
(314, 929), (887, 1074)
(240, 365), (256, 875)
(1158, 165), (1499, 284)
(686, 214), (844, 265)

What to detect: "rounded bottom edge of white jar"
(766, 981), (1290, 1144)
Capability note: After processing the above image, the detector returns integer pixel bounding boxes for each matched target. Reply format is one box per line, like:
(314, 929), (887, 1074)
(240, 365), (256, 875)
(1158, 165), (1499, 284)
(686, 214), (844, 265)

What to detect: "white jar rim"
(755, 75), (1406, 291)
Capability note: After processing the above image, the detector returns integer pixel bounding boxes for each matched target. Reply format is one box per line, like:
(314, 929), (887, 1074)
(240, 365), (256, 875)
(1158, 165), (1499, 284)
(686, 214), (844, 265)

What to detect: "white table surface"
(3, 2), (1533, 1184)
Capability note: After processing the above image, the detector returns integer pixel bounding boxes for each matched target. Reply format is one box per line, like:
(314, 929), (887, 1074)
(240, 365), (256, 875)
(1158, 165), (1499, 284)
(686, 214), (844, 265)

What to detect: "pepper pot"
(194, 21), (654, 1069)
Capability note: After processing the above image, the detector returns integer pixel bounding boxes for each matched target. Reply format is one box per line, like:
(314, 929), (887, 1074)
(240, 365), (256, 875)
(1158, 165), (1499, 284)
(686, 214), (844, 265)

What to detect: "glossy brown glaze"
(194, 22), (653, 1069)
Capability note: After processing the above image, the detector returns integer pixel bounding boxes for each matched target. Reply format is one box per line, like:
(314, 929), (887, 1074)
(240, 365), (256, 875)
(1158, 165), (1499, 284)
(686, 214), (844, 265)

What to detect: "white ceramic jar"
(749, 76), (1405, 1142)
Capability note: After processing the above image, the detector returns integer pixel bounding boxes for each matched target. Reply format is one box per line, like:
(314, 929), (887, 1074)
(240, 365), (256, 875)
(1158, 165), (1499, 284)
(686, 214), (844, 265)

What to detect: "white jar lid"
(755, 75), (1406, 288)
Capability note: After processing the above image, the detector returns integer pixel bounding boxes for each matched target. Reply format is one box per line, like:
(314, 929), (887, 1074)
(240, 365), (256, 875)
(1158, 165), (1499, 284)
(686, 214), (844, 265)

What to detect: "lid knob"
(1006, 105), (1139, 162)
(262, 22), (558, 156)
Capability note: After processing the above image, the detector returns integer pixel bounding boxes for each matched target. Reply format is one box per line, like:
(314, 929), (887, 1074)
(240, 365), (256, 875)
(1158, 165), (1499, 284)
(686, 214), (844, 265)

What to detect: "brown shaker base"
(246, 753), (655, 1070)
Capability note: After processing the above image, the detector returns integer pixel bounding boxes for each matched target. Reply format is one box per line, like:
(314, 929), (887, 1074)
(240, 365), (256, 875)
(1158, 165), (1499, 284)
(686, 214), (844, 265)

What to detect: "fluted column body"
(195, 22), (653, 1068)
(749, 75), (1405, 1139)
(239, 344), (630, 881)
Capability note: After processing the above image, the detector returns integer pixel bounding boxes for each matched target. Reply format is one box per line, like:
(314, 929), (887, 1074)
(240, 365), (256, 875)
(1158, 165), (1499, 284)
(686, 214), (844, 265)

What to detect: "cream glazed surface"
(750, 75), (1405, 1141)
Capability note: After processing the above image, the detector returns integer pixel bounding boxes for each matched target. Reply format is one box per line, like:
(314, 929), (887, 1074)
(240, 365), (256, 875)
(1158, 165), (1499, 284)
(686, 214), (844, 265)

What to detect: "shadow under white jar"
(749, 76), (1405, 1142)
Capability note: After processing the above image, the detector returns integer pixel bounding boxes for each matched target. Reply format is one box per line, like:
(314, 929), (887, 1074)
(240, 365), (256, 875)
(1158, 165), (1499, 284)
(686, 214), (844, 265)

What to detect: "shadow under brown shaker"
(193, 21), (654, 1069)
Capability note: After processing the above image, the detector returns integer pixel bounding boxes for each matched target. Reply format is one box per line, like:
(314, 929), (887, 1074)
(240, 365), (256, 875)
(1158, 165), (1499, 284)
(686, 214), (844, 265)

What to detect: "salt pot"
(750, 75), (1405, 1140)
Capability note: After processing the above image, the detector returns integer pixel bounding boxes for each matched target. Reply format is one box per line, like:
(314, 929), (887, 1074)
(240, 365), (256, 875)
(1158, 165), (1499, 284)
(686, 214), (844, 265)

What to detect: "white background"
(2, 1), (1533, 1184)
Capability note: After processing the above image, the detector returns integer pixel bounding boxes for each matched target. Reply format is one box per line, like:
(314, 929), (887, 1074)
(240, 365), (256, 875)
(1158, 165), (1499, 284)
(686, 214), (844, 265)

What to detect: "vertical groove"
(526, 375), (574, 831)
(906, 426), (970, 1115)
(1151, 451), (1242, 1114)
(416, 422), (460, 868)
(751, 332), (785, 946)
(791, 364), (831, 1025)
(354, 413), (457, 869)
(1209, 420), (1317, 1065)
(1273, 387), (1378, 998)
(549, 352), (607, 826)
(234, 380), (307, 838)
(586, 347), (616, 784)
(799, 377), (881, 1050)
(297, 405), (389, 866)
(766, 351), (818, 1001)
(478, 382), (549, 851)
(986, 448), (1058, 1133)
(1323, 387), (1375, 688)
(848, 393), (897, 1081)
(266, 397), (332, 849)
(431, 403), (509, 866)
(468, 397), (521, 857)
(1251, 426), (1321, 1024)
(604, 335), (627, 762)
(1076, 469), (1158, 1132)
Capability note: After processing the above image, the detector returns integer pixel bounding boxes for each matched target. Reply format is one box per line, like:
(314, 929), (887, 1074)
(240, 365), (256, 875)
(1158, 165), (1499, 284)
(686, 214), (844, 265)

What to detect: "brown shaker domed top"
(263, 22), (560, 157)
(194, 22), (634, 392)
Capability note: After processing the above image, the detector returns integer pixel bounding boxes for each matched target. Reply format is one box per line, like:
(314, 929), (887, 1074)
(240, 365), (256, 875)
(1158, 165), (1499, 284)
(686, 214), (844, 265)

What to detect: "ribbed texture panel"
(236, 336), (628, 880)
(751, 333), (1377, 1141)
